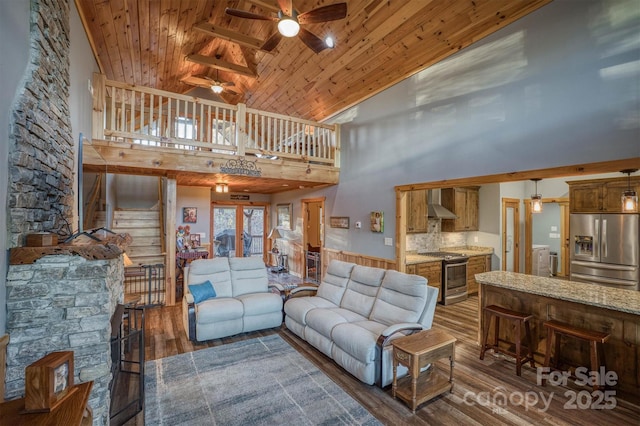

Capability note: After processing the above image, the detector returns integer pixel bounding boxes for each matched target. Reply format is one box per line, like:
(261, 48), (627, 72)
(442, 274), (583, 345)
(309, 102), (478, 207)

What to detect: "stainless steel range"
(420, 251), (469, 305)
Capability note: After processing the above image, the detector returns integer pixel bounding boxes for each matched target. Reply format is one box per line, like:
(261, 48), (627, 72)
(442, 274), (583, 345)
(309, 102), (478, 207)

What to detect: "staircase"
(111, 208), (165, 266)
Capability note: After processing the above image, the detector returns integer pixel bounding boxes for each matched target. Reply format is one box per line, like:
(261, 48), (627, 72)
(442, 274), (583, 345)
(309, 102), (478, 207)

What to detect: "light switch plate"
(384, 238), (392, 246)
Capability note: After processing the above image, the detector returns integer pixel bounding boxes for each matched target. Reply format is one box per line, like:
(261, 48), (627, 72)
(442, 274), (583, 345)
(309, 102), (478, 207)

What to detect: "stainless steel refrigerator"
(569, 213), (639, 290)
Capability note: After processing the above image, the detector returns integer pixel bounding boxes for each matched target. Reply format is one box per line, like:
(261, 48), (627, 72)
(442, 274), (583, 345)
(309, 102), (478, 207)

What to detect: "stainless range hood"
(427, 189), (458, 219)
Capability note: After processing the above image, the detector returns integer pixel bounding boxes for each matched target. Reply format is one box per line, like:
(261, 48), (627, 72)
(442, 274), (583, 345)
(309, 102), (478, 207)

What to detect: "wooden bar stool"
(480, 305), (536, 376)
(542, 320), (610, 390)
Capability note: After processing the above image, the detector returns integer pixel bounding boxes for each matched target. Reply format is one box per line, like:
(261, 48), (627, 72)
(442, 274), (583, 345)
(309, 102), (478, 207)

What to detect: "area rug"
(144, 334), (381, 425)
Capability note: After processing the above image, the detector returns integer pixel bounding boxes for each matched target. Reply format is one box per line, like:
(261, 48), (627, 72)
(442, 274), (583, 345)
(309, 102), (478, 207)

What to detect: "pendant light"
(621, 169), (638, 212)
(531, 178), (543, 213)
(215, 183), (228, 193)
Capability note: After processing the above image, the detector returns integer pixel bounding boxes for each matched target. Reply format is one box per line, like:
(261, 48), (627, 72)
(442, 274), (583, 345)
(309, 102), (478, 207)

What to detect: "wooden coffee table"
(392, 329), (456, 413)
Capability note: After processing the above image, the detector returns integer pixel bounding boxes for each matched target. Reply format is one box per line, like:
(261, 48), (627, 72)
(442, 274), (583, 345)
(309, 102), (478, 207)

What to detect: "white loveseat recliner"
(182, 256), (283, 342)
(284, 260), (438, 387)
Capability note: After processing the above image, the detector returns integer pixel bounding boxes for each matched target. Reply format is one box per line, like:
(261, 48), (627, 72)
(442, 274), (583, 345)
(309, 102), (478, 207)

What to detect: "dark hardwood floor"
(127, 296), (639, 425)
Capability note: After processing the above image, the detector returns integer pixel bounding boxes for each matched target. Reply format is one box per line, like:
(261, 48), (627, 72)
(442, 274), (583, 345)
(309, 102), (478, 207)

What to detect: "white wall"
(177, 186), (213, 244)
(315, 0), (639, 260)
(0, 0), (31, 335)
(69, 4), (99, 230)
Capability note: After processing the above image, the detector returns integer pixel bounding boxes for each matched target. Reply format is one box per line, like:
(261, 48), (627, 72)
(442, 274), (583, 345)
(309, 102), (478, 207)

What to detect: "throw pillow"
(188, 280), (217, 303)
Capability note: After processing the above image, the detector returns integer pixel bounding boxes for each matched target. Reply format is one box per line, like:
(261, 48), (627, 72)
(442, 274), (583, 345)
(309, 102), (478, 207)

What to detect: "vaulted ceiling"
(75, 0), (552, 123)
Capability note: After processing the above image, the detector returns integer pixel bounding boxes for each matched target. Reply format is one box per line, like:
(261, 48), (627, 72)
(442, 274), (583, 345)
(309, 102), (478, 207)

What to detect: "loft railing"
(91, 73), (339, 166)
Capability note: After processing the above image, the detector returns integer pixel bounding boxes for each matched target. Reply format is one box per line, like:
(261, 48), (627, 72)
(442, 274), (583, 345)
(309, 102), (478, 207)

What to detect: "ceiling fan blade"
(222, 81), (235, 87)
(261, 32), (282, 52)
(298, 28), (328, 53)
(277, 0), (292, 17)
(298, 3), (347, 24)
(224, 8), (277, 21)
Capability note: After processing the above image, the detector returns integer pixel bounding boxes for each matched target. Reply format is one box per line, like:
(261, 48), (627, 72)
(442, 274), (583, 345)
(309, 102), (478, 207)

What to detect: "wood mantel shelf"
(10, 232), (132, 265)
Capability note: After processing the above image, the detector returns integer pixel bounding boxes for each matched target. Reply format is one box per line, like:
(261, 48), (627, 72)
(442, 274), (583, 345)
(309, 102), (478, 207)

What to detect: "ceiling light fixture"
(325, 36), (335, 48)
(211, 83), (224, 94)
(277, 11), (300, 37)
(621, 169), (638, 212)
(215, 183), (229, 193)
(531, 178), (543, 213)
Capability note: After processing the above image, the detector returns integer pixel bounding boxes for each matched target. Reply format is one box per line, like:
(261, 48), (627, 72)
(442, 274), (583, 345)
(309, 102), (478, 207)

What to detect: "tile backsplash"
(406, 219), (466, 251)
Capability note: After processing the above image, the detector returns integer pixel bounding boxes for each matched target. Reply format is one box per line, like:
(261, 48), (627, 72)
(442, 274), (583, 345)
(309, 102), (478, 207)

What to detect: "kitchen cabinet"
(407, 190), (429, 233)
(569, 177), (640, 213)
(441, 187), (479, 232)
(408, 261), (442, 302)
(467, 254), (491, 295)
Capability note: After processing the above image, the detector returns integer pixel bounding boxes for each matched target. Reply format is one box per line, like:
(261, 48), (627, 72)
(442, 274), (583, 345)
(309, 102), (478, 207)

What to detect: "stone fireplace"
(5, 240), (127, 425)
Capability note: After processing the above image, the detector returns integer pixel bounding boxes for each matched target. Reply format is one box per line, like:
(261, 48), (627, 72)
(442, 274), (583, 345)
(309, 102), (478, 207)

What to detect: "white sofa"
(284, 260), (438, 387)
(182, 256), (283, 342)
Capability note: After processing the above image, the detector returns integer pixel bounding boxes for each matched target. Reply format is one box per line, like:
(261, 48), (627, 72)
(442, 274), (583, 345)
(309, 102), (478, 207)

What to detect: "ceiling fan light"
(278, 17), (300, 37)
(211, 84), (224, 94)
(325, 36), (335, 48)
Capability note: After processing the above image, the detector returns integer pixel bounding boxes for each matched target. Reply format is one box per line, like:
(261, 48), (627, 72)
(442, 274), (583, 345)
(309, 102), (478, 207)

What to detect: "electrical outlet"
(88, 78), (93, 95)
(355, 221), (362, 229)
(473, 236), (479, 243)
(384, 238), (392, 246)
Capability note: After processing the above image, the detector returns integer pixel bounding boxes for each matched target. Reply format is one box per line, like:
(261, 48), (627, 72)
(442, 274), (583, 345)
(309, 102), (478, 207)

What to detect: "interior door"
(502, 198), (520, 272)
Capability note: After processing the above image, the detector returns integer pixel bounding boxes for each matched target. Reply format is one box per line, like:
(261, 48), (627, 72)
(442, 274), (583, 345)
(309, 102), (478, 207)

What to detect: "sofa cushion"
(331, 321), (387, 363)
(229, 257), (269, 296)
(196, 297), (243, 324)
(370, 270), (428, 326)
(306, 307), (367, 339)
(188, 258), (233, 298)
(237, 292), (283, 316)
(316, 260), (356, 305)
(188, 280), (217, 304)
(284, 297), (338, 326)
(339, 265), (385, 318)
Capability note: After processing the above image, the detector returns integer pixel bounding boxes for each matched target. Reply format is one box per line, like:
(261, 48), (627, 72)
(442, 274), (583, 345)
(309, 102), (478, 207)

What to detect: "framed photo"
(330, 216), (350, 229)
(183, 207), (197, 223)
(25, 351), (76, 413)
(190, 233), (201, 247)
(276, 203), (292, 229)
(370, 211), (384, 232)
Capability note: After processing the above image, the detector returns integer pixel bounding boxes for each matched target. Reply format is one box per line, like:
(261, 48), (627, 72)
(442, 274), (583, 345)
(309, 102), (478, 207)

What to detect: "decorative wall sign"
(183, 207), (197, 223)
(230, 194), (250, 200)
(370, 211), (384, 232)
(330, 216), (349, 229)
(220, 157), (262, 177)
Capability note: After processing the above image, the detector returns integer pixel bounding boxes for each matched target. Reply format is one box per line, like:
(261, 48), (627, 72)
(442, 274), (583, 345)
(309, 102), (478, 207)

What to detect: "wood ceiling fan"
(225, 0), (347, 53)
(181, 69), (240, 96)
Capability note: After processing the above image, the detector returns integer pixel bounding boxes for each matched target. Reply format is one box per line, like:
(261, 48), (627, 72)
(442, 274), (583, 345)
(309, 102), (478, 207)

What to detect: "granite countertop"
(406, 246), (493, 265)
(476, 270), (640, 315)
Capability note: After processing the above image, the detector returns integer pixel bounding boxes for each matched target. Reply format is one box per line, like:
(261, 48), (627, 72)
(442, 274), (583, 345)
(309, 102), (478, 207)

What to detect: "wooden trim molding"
(1, 334), (8, 402)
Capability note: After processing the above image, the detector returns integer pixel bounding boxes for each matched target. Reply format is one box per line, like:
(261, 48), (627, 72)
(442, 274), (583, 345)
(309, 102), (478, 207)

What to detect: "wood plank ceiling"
(75, 0), (553, 123)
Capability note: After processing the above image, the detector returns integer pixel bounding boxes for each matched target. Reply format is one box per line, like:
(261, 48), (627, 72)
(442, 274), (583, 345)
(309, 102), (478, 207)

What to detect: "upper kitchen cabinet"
(441, 187), (479, 232)
(569, 177), (640, 213)
(407, 189), (429, 233)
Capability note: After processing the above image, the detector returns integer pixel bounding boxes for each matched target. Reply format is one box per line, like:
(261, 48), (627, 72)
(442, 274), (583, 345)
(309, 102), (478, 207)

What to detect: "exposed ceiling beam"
(193, 22), (268, 51)
(186, 54), (257, 78)
(244, 0), (280, 12)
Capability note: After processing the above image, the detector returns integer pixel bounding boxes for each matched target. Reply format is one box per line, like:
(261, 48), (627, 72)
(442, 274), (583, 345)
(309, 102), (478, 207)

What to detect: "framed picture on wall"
(183, 207), (197, 223)
(329, 216), (349, 229)
(277, 204), (292, 229)
(370, 211), (383, 232)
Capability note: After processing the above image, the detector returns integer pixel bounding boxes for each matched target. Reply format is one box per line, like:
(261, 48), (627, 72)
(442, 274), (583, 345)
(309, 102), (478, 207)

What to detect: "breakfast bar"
(475, 271), (640, 402)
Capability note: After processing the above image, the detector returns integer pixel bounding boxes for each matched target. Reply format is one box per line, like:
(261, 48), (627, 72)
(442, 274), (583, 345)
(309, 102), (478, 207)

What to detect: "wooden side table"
(392, 329), (456, 413)
(0, 381), (93, 425)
